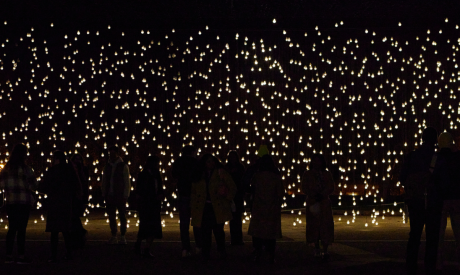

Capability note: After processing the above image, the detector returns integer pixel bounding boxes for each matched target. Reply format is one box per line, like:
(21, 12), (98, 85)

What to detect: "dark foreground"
(1, 212), (460, 274)
(0, 240), (459, 275)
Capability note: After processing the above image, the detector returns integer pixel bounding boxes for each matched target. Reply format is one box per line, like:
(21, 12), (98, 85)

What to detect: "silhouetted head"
(53, 151), (67, 166)
(145, 155), (160, 171)
(6, 143), (28, 170)
(258, 155), (279, 174)
(310, 154), (327, 171)
(422, 127), (438, 146)
(226, 150), (240, 166)
(71, 153), (85, 166)
(181, 145), (196, 157)
(108, 145), (120, 162)
(438, 132), (454, 150)
(199, 153), (222, 172)
(248, 154), (260, 166)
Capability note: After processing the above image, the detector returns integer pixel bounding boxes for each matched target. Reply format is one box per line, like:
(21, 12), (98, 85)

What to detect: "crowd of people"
(0, 129), (459, 274)
(0, 142), (335, 264)
(401, 128), (460, 275)
(0, 144), (89, 263)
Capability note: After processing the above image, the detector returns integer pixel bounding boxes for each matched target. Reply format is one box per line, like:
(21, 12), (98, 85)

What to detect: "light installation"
(0, 19), (459, 229)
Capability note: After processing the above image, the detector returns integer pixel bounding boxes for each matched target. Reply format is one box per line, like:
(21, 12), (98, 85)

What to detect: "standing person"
(134, 156), (164, 257)
(191, 154), (236, 262)
(435, 132), (460, 273)
(400, 127), (438, 275)
(225, 150), (246, 246)
(0, 144), (38, 264)
(241, 145), (268, 213)
(70, 154), (89, 248)
(102, 145), (131, 245)
(171, 145), (200, 257)
(248, 155), (284, 263)
(301, 154), (335, 260)
(39, 151), (81, 262)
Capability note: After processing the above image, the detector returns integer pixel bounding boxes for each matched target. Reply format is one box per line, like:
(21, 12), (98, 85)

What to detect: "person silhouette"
(0, 144), (38, 264)
(102, 146), (131, 245)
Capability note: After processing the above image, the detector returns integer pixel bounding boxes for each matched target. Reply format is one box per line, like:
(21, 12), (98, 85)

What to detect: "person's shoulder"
(436, 149), (452, 161)
(403, 149), (418, 161)
(186, 156), (198, 163)
(445, 150), (459, 160)
(450, 152), (460, 166)
(406, 149), (417, 157)
(60, 163), (75, 174)
(217, 168), (232, 180)
(270, 170), (282, 179)
(176, 156), (193, 165)
(324, 170), (334, 178)
(45, 165), (61, 177)
(261, 171), (282, 182)
(302, 170), (312, 176)
(415, 145), (435, 155)
(258, 170), (274, 176)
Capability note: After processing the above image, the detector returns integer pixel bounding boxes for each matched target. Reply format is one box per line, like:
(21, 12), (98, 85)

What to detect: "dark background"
(2, 0), (460, 30)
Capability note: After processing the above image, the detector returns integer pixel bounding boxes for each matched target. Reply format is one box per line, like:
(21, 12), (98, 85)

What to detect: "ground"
(0, 211), (459, 274)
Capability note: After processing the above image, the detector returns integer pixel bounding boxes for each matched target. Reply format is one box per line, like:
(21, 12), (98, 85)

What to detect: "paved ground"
(0, 210), (459, 274)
